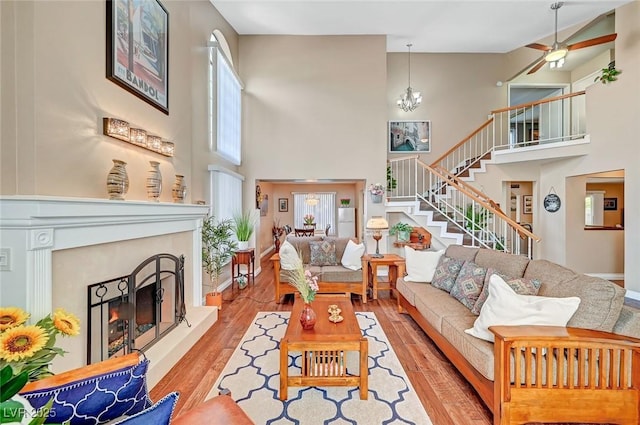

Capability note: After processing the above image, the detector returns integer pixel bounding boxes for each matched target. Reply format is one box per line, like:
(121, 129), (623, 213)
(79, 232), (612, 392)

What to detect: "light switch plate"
(0, 248), (12, 271)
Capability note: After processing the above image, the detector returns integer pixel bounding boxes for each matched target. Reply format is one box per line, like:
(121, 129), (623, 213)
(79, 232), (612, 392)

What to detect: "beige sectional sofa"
(396, 245), (640, 425)
(271, 236), (367, 303)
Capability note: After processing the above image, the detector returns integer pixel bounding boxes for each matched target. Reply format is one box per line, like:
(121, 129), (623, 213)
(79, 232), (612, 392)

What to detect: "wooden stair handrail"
(430, 118), (494, 167)
(417, 159), (540, 242)
(491, 90), (585, 114)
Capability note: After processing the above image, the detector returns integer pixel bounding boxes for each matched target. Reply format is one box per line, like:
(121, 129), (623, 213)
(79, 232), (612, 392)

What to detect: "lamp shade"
(366, 216), (389, 230)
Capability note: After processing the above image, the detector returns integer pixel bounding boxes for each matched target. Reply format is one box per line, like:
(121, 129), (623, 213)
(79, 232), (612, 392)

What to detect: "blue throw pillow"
(112, 392), (178, 425)
(21, 359), (151, 424)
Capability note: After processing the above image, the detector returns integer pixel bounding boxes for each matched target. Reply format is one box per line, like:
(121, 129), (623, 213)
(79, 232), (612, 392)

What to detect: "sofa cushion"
(404, 247), (444, 282)
(524, 259), (577, 287)
(441, 314), (495, 381)
(340, 240), (365, 271)
(474, 248), (529, 278)
(319, 265), (363, 283)
(112, 392), (178, 425)
(285, 236), (322, 264)
(613, 305), (640, 338)
(323, 237), (353, 260)
(539, 274), (625, 332)
(471, 268), (541, 315)
(450, 261), (487, 310)
(431, 256), (465, 293)
(21, 358), (151, 425)
(279, 240), (301, 270)
(309, 240), (338, 266)
(414, 284), (475, 333)
(465, 274), (581, 342)
(445, 245), (478, 262)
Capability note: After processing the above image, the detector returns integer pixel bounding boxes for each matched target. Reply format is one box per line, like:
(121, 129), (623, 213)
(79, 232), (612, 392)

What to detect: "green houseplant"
(594, 61), (621, 84)
(202, 216), (237, 308)
(463, 204), (487, 233)
(389, 222), (413, 242)
(233, 210), (255, 250)
(387, 166), (397, 192)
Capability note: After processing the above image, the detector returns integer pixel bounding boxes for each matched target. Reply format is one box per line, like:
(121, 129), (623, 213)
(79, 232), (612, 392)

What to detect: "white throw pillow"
(465, 274), (581, 342)
(279, 240), (302, 270)
(404, 247), (445, 282)
(341, 240), (365, 270)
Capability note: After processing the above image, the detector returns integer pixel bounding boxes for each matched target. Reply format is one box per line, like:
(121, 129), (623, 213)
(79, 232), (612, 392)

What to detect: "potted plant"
(340, 198), (351, 207)
(368, 183), (385, 203)
(389, 222), (413, 242)
(233, 210), (255, 250)
(594, 61), (621, 84)
(202, 215), (237, 308)
(387, 166), (397, 192)
(303, 214), (315, 227)
(463, 204), (487, 233)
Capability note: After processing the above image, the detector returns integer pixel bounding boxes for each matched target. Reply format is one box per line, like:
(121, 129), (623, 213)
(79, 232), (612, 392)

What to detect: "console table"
(231, 248), (255, 290)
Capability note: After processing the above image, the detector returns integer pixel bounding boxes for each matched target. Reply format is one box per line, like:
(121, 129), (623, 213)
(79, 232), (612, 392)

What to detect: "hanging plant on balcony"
(594, 61), (621, 84)
(386, 166), (397, 192)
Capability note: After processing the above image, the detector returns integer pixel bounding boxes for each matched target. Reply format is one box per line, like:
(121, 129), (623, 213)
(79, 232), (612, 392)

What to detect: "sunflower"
(0, 307), (30, 331)
(0, 325), (49, 362)
(52, 308), (80, 336)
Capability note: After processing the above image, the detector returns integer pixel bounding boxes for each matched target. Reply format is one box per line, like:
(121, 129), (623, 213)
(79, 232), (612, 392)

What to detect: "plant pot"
(205, 292), (222, 309)
(397, 230), (411, 242)
(371, 194), (383, 204)
(237, 241), (249, 250)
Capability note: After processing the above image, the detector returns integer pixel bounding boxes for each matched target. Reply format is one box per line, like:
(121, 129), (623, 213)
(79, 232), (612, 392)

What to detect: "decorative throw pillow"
(309, 240), (338, 266)
(341, 239), (365, 270)
(471, 268), (542, 315)
(431, 256), (465, 293)
(112, 392), (178, 425)
(404, 247), (445, 283)
(279, 240), (301, 270)
(449, 261), (487, 309)
(22, 359), (151, 425)
(465, 274), (580, 342)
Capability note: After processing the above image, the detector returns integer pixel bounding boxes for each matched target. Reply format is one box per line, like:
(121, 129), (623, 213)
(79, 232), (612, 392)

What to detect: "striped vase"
(106, 159), (129, 200)
(146, 161), (162, 202)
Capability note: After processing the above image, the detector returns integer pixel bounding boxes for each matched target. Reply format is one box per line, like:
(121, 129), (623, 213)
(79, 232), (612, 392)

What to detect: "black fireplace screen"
(87, 253), (187, 364)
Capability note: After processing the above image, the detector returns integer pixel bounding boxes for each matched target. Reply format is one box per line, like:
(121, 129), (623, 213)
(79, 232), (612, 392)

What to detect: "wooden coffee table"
(279, 295), (368, 400)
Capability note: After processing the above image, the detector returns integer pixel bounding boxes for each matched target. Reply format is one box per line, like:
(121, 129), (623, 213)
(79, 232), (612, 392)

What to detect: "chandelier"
(397, 43), (422, 112)
(305, 193), (319, 206)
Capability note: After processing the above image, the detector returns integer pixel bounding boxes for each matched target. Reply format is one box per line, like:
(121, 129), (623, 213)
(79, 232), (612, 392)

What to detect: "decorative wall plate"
(543, 193), (561, 213)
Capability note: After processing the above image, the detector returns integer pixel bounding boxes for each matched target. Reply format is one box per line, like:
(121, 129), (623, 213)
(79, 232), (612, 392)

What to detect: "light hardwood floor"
(152, 253), (610, 425)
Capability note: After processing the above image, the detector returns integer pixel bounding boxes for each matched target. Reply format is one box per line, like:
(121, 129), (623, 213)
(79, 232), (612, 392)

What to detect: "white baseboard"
(625, 289), (640, 301)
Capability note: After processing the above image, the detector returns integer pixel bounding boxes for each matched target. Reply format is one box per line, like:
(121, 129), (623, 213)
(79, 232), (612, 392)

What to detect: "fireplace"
(87, 254), (187, 364)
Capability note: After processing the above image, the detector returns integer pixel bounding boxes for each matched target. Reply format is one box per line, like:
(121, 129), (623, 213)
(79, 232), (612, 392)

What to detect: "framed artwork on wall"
(389, 121), (431, 153)
(523, 195), (533, 214)
(604, 197), (618, 210)
(278, 198), (288, 212)
(106, 0), (169, 114)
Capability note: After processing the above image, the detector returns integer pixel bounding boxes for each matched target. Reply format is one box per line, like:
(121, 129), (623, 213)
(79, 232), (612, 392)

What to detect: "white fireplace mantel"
(0, 196), (210, 318)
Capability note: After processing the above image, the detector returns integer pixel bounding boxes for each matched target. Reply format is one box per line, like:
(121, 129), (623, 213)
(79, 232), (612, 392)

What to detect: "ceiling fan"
(523, 2), (617, 74)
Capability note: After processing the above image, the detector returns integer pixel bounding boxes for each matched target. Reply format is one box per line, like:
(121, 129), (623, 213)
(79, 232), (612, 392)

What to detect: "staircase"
(386, 90), (588, 258)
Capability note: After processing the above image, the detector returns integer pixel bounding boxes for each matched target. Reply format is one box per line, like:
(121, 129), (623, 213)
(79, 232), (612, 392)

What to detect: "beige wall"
(0, 0), (238, 203)
(387, 52), (505, 162)
(238, 35), (388, 255)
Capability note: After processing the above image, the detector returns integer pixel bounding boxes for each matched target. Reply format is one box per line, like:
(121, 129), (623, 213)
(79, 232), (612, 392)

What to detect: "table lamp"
(366, 216), (388, 258)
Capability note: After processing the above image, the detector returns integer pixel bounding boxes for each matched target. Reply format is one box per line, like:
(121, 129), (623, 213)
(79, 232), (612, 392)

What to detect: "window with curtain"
(293, 193), (336, 232)
(209, 166), (244, 222)
(208, 34), (242, 165)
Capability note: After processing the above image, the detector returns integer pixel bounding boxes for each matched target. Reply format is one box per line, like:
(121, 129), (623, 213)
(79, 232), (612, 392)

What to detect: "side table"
(231, 248), (255, 290)
(362, 254), (405, 301)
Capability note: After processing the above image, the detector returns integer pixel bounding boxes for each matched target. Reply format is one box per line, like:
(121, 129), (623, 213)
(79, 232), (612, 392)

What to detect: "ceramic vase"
(299, 302), (317, 330)
(371, 193), (383, 204)
(146, 161), (162, 202)
(172, 174), (186, 203)
(106, 159), (129, 200)
(237, 241), (249, 250)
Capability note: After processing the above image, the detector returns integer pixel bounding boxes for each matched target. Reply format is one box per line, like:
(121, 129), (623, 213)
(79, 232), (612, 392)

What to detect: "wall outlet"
(0, 248), (12, 271)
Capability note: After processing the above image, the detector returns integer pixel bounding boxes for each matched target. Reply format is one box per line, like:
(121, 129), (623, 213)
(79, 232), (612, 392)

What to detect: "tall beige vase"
(172, 174), (186, 203)
(146, 161), (162, 202)
(106, 159), (129, 200)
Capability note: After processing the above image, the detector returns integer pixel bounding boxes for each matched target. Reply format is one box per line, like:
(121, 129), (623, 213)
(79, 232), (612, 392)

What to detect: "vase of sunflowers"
(0, 306), (80, 424)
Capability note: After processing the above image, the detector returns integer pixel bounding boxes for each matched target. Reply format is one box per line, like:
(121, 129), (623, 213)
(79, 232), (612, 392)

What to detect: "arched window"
(208, 30), (242, 165)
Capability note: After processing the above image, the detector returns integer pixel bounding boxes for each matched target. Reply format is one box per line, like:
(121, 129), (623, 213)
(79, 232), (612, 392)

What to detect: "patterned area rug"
(208, 311), (432, 425)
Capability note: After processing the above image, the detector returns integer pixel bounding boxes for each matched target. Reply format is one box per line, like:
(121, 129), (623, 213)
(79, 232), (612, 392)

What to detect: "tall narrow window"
(208, 32), (242, 165)
(209, 166), (243, 222)
(293, 193), (336, 231)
